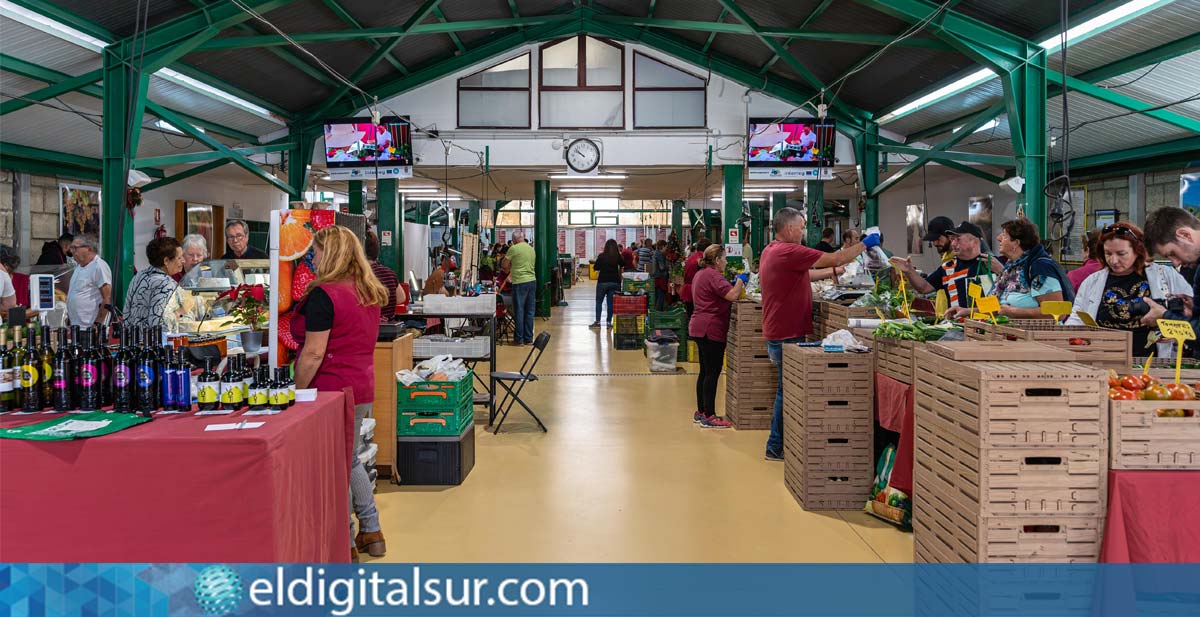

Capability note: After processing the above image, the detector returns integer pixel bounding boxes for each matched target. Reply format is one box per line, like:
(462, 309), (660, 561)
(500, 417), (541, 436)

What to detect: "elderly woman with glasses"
(1067, 222), (1192, 356)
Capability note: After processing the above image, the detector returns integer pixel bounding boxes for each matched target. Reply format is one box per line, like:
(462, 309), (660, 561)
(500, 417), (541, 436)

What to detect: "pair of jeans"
(350, 402), (380, 535)
(512, 280), (537, 344)
(766, 338), (804, 455)
(694, 336), (727, 416)
(654, 284), (667, 311)
(595, 281), (621, 324)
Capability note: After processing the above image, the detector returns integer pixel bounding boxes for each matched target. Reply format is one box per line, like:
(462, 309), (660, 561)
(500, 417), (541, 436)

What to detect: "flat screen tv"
(322, 116), (413, 168)
(746, 117), (836, 167)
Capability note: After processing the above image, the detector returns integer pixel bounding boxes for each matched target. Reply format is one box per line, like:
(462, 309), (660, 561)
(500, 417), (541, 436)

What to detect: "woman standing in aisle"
(688, 244), (746, 428)
(1068, 222), (1192, 357)
(590, 239), (623, 328)
(291, 225), (390, 561)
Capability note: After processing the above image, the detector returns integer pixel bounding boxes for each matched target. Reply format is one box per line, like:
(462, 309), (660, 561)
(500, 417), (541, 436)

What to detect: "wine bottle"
(196, 357), (219, 411)
(248, 366), (269, 411)
(135, 328), (158, 414)
(19, 326), (42, 411)
(51, 327), (72, 412)
(219, 356), (243, 410)
(112, 326), (134, 413)
(0, 329), (13, 413)
(39, 325), (53, 407)
(269, 367), (289, 411)
(173, 349), (191, 412)
(69, 325), (83, 410)
(238, 354), (251, 401)
(78, 328), (102, 412)
(286, 365), (295, 407)
(99, 324), (113, 407)
(161, 345), (178, 412)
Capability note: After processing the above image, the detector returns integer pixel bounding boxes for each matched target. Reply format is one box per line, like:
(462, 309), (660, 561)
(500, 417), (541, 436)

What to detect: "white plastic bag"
(822, 329), (870, 352)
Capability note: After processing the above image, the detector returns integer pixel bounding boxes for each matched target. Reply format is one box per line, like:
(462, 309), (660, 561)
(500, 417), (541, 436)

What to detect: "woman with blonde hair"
(290, 225), (389, 561)
(688, 243), (746, 428)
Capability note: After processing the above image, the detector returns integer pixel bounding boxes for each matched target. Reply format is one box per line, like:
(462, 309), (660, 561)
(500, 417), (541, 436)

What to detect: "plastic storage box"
(395, 423), (475, 485)
(646, 340), (680, 372)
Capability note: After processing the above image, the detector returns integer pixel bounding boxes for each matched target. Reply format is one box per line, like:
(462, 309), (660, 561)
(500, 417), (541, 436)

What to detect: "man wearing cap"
(924, 216), (956, 264)
(891, 221), (1001, 312)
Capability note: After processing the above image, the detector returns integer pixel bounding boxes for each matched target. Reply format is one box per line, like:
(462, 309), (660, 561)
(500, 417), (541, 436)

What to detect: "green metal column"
(671, 200), (684, 242)
(287, 126), (316, 196)
(376, 179), (403, 279)
(417, 202), (431, 224)
(770, 192), (788, 224)
(805, 180), (825, 246)
(100, 43), (136, 303)
(722, 165), (743, 248)
(857, 122), (880, 228)
(533, 180), (554, 317)
(749, 201), (767, 256)
(1005, 45), (1048, 234)
(347, 180), (364, 214)
(467, 200), (480, 234)
(549, 190), (559, 257)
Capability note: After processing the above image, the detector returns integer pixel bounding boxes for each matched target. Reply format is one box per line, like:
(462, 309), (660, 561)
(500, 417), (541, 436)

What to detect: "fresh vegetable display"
(1106, 369), (1198, 417)
(872, 320), (960, 342)
(851, 279), (915, 318)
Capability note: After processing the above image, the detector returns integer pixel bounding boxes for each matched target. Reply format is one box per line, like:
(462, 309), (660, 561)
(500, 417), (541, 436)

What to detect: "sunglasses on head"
(1103, 225), (1139, 239)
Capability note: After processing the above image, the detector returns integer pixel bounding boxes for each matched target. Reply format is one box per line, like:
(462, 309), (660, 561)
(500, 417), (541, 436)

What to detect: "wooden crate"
(913, 349), (1108, 448)
(913, 507), (1104, 563)
(782, 346), (873, 393)
(1110, 399), (1200, 469)
(1131, 357), (1200, 382)
(824, 302), (880, 333)
(784, 427), (874, 510)
(785, 465), (875, 511)
(874, 337), (918, 384)
(963, 319), (1131, 370)
(726, 395), (772, 429)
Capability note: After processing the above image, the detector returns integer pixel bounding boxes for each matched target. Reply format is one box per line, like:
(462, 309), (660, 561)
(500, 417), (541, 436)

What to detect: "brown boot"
(350, 545), (360, 563)
(356, 530), (386, 557)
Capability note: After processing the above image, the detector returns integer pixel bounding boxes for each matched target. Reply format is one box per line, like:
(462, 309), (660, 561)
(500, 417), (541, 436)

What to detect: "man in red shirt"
(622, 243), (636, 272)
(759, 207), (879, 460)
(679, 238), (711, 318)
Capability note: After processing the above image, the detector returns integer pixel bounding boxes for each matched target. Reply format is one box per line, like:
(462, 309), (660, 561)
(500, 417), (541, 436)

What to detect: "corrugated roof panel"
(1, 72), (52, 99)
(592, 0), (649, 17)
(835, 47), (978, 114)
(706, 31), (775, 73)
(0, 17), (100, 74)
(1050, 2), (1200, 75)
(736, 0), (825, 29)
(883, 79), (1005, 138)
(1096, 50), (1200, 123)
(145, 76), (285, 140)
(433, 1), (515, 47)
(954, 0), (1102, 40)
(811, 1), (917, 35)
(42, 0), (193, 37)
(1048, 91), (1197, 160)
(180, 46), (334, 113)
(391, 35), (459, 73)
(780, 40), (877, 86)
(656, 0), (723, 23)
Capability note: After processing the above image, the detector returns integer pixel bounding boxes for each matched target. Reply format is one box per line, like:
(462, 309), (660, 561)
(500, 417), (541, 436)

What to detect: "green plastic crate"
(397, 405), (472, 437)
(648, 307), (687, 331)
(397, 371), (473, 412)
(622, 278), (653, 293)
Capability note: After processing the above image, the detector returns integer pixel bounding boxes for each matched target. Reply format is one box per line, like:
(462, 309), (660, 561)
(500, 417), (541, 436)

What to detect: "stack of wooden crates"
(912, 341), (1109, 562)
(781, 346), (875, 510)
(724, 301), (774, 429)
(962, 319), (1132, 371)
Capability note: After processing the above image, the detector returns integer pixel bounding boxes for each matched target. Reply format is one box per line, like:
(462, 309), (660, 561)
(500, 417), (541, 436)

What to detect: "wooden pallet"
(963, 319), (1132, 370)
(1110, 399), (1200, 469)
(874, 337), (918, 384)
(913, 350), (1108, 448)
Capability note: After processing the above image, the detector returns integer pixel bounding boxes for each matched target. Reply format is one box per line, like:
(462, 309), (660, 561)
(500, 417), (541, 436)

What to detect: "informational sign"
(728, 228), (740, 244)
(381, 230), (393, 246)
(327, 166), (412, 181)
(748, 167), (834, 181)
(725, 244), (743, 257)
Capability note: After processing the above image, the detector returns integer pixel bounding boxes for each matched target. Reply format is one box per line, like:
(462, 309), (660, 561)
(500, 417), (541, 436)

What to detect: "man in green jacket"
(507, 232), (537, 345)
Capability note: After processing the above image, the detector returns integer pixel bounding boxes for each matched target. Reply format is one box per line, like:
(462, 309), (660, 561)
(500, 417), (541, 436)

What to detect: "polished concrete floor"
(371, 279), (913, 563)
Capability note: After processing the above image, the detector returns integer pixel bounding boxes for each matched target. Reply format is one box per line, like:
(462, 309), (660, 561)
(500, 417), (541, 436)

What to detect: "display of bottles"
(197, 357), (219, 411)
(112, 326), (134, 413)
(51, 327), (72, 412)
(134, 328), (158, 414)
(248, 366), (269, 411)
(78, 328), (102, 412)
(173, 349), (191, 411)
(19, 325), (43, 412)
(219, 356), (243, 410)
(269, 367), (289, 411)
(0, 329), (13, 413)
(39, 325), (53, 407)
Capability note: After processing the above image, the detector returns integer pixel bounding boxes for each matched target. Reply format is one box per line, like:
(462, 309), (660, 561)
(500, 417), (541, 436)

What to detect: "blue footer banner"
(2, 564), (1199, 616)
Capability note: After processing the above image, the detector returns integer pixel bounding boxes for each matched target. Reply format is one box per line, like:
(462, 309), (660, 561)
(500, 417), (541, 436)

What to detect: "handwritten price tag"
(1157, 319), (1195, 384)
(975, 295), (1001, 325)
(968, 283), (983, 299)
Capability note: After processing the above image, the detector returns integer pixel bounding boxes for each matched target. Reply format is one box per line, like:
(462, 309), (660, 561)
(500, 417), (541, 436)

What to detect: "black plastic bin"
(395, 423), (475, 485)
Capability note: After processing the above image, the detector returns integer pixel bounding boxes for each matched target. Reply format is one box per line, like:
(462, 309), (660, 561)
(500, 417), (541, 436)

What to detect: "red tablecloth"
(1101, 470), (1200, 562)
(0, 392), (353, 563)
(874, 373), (914, 494)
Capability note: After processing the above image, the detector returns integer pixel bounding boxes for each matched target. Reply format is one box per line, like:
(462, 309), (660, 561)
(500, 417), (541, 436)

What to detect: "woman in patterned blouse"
(124, 236), (187, 331)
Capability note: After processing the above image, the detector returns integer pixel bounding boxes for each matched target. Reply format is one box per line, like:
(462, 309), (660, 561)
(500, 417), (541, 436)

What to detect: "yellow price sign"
(1075, 311), (1099, 327)
(1157, 319), (1195, 384)
(968, 283), (983, 299)
(974, 295), (1001, 325)
(1041, 300), (1073, 323)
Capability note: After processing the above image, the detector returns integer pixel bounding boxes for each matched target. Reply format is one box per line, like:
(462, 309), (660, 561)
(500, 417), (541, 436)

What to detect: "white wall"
(876, 173), (1020, 273)
(137, 173), (289, 270)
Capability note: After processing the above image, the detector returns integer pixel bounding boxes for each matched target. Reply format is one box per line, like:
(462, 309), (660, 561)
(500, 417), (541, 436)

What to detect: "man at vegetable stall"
(889, 221), (1003, 315)
(923, 216), (956, 264)
(1143, 207), (1200, 358)
(759, 207), (880, 461)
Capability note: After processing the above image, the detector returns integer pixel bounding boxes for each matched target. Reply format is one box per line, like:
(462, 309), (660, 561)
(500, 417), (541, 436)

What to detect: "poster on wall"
(270, 208), (336, 368)
(558, 229), (567, 254)
(968, 195), (993, 249)
(906, 204), (925, 255)
(575, 230), (586, 257)
(59, 184), (101, 241)
(1183, 172), (1200, 215)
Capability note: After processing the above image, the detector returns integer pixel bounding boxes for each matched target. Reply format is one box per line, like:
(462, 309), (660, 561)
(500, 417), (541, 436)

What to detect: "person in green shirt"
(507, 233), (537, 345)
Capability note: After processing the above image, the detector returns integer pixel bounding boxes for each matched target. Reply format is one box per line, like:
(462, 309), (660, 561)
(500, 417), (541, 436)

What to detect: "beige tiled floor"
(371, 279), (912, 563)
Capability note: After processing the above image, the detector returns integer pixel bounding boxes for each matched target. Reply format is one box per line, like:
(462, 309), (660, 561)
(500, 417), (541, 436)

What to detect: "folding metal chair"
(492, 331), (551, 434)
(495, 292), (517, 345)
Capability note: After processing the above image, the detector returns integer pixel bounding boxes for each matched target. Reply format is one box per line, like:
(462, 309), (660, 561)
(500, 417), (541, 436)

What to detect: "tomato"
(1121, 375), (1145, 391)
(1069, 337), (1090, 346)
(1108, 370), (1122, 389)
(1141, 374), (1162, 389)
(1141, 383), (1171, 401)
(1108, 387), (1137, 400)
(1167, 383), (1197, 401)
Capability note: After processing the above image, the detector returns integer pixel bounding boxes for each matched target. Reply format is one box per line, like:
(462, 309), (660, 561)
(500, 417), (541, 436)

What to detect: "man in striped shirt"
(635, 239), (654, 272)
(365, 231), (402, 319)
(890, 221), (1001, 312)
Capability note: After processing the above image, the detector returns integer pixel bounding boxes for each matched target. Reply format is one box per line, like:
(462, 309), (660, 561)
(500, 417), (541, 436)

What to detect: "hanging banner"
(558, 229), (567, 253)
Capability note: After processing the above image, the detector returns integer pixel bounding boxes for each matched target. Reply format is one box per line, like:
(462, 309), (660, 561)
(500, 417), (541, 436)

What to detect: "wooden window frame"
(538, 36), (626, 130)
(457, 52), (532, 129)
(632, 51), (707, 129)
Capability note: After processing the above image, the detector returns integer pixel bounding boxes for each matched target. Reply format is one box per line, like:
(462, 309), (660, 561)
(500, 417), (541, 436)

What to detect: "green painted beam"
(1052, 70), (1200, 134)
(432, 7), (467, 53)
(858, 122), (880, 227)
(144, 101), (295, 195)
(1077, 32), (1200, 85)
(868, 143), (1014, 166)
(321, 0), (408, 74)
(126, 0), (294, 64)
(594, 15), (952, 49)
(140, 159), (232, 193)
(101, 46), (135, 302)
(1051, 136), (1200, 173)
(871, 101), (1004, 196)
(0, 142), (163, 178)
(236, 23), (342, 87)
(8, 0), (114, 41)
(195, 15), (571, 50)
(0, 156), (100, 181)
(721, 164), (743, 251)
(701, 9), (726, 53)
(533, 179), (554, 316)
(939, 160), (1005, 184)
(304, 0), (442, 122)
(142, 26), (223, 73)
(716, 1), (835, 110)
(853, 0), (1031, 71)
(131, 143), (292, 168)
(0, 69), (101, 115)
(761, 0), (835, 74)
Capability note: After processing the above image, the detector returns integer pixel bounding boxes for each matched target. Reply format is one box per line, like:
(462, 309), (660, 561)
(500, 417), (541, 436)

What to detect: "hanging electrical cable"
(1044, 0), (1075, 251)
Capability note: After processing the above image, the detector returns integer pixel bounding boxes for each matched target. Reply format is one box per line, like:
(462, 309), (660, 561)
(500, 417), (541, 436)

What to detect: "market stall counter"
(0, 391), (354, 563)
